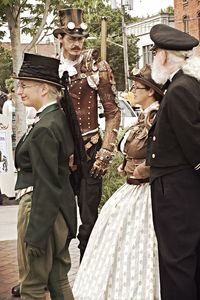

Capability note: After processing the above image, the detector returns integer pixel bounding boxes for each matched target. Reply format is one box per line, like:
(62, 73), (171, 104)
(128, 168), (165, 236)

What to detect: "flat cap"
(150, 24), (199, 51)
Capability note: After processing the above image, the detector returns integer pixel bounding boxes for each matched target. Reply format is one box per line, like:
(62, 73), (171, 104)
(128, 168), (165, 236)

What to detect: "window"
(143, 45), (153, 65)
(183, 15), (189, 33)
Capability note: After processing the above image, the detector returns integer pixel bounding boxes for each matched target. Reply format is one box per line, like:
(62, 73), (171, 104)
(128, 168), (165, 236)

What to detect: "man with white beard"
(146, 24), (200, 300)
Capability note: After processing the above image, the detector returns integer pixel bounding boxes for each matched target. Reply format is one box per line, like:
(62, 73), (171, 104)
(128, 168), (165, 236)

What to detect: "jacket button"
(152, 154), (156, 158)
(153, 136), (156, 141)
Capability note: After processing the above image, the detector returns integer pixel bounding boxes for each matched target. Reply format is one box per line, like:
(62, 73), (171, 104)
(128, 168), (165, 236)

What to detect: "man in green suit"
(14, 53), (77, 299)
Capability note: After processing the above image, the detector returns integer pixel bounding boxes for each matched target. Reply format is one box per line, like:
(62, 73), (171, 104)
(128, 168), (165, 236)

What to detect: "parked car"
(98, 97), (138, 130)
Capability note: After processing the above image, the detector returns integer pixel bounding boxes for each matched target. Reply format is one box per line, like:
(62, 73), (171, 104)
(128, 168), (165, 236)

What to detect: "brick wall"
(1, 42), (57, 57)
(174, 0), (200, 55)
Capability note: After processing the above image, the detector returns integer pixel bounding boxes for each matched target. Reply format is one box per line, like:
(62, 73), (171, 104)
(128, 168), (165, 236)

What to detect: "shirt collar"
(37, 101), (57, 114)
(170, 69), (180, 81)
(143, 101), (159, 115)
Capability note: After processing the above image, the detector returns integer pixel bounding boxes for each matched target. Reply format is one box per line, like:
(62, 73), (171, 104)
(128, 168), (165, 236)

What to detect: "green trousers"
(17, 192), (74, 300)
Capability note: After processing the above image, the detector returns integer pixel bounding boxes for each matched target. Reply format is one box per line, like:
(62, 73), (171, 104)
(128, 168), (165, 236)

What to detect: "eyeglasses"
(130, 85), (147, 92)
(151, 48), (163, 57)
(17, 83), (39, 90)
(152, 48), (159, 56)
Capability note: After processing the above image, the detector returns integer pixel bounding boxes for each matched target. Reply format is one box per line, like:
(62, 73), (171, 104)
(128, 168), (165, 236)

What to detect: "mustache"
(71, 47), (81, 51)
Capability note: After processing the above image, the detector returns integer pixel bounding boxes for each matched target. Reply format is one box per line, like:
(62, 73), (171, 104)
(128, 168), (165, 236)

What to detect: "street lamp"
(121, 2), (130, 91)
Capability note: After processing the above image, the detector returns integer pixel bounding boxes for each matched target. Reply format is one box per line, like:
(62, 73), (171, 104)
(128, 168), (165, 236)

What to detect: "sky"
(126, 0), (174, 17)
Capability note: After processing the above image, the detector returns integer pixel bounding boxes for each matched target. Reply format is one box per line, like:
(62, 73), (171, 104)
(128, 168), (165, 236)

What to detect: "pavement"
(0, 201), (80, 300)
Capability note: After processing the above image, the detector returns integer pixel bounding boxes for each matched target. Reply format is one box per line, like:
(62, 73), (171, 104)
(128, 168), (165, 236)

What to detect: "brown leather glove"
(90, 148), (113, 178)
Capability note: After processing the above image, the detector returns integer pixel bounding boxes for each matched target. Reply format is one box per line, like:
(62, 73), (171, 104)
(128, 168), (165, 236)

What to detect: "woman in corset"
(73, 64), (163, 300)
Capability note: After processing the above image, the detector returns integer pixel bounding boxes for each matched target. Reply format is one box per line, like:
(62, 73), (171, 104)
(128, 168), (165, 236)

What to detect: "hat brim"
(13, 75), (63, 88)
(129, 75), (164, 96)
(53, 28), (89, 38)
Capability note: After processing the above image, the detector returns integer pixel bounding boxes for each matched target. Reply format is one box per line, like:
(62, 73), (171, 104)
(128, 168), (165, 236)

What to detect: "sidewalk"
(0, 205), (80, 300)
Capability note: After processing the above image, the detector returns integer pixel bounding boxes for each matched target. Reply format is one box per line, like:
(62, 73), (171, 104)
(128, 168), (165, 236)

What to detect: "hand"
(69, 154), (77, 171)
(27, 245), (45, 257)
(117, 164), (126, 177)
(132, 168), (141, 178)
(90, 148), (113, 178)
(90, 159), (109, 178)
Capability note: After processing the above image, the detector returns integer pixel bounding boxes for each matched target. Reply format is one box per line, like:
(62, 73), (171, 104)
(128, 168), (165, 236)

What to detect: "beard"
(151, 57), (170, 85)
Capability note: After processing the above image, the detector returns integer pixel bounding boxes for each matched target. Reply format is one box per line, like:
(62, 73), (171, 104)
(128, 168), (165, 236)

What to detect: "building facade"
(174, 0), (200, 55)
(1, 41), (57, 57)
(126, 13), (174, 69)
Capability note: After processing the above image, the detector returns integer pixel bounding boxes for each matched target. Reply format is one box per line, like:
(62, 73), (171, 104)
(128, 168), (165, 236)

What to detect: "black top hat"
(14, 53), (63, 88)
(53, 8), (89, 38)
(150, 24), (199, 51)
(130, 65), (163, 96)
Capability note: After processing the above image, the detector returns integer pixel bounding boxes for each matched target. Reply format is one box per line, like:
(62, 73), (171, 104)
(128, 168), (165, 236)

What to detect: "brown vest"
(69, 72), (99, 134)
(123, 108), (157, 176)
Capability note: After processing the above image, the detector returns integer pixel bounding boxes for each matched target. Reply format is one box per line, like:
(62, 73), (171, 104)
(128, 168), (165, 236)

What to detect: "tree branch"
(24, 0), (51, 52)
(15, 0), (27, 21)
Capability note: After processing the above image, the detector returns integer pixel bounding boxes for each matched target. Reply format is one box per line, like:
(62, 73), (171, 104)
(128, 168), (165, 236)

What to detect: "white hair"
(182, 55), (200, 81)
(151, 49), (193, 85)
(47, 84), (62, 101)
(166, 49), (193, 67)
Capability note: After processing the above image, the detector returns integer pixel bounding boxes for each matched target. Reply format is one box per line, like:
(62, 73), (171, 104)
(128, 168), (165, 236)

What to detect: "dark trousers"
(151, 168), (200, 300)
(73, 139), (102, 259)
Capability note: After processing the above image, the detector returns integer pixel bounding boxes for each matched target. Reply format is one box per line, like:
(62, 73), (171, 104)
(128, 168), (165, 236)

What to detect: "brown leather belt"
(84, 133), (100, 151)
(127, 177), (149, 185)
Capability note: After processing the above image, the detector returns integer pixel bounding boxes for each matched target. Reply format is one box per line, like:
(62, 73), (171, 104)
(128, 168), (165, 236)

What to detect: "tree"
(0, 0), (140, 138)
(0, 0), (52, 141)
(0, 46), (12, 92)
(160, 6), (174, 15)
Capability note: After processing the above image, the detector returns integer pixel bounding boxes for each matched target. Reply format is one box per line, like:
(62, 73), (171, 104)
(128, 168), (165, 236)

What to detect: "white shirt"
(59, 50), (83, 78)
(26, 107), (37, 127)
(2, 99), (13, 122)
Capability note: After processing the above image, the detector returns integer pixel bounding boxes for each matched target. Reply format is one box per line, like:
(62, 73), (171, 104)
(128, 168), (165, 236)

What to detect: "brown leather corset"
(123, 124), (148, 175)
(120, 107), (158, 176)
(69, 74), (99, 134)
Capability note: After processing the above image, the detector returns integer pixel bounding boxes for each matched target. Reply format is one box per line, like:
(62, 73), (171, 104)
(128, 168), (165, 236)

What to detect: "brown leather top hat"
(53, 8), (89, 38)
(130, 64), (163, 96)
(14, 53), (63, 88)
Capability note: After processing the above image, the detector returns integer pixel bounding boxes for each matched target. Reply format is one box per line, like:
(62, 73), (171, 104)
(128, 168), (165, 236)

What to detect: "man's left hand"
(90, 148), (113, 178)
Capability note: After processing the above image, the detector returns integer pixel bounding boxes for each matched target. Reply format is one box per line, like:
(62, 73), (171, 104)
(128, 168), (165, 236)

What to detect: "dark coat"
(15, 104), (77, 250)
(147, 69), (200, 176)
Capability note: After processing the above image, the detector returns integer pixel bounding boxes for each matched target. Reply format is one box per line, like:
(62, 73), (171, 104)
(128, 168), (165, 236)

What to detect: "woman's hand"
(117, 164), (126, 177)
(132, 167), (141, 178)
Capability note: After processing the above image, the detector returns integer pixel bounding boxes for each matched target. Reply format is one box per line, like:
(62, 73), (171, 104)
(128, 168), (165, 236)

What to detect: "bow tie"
(36, 111), (41, 117)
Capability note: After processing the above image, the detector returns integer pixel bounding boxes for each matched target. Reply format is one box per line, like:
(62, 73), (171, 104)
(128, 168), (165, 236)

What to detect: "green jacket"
(15, 103), (77, 250)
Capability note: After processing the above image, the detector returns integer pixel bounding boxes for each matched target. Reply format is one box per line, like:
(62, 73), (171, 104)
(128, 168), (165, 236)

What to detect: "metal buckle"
(80, 73), (87, 79)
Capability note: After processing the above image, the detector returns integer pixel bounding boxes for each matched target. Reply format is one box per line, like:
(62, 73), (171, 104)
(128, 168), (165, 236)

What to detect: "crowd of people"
(1, 7), (200, 300)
